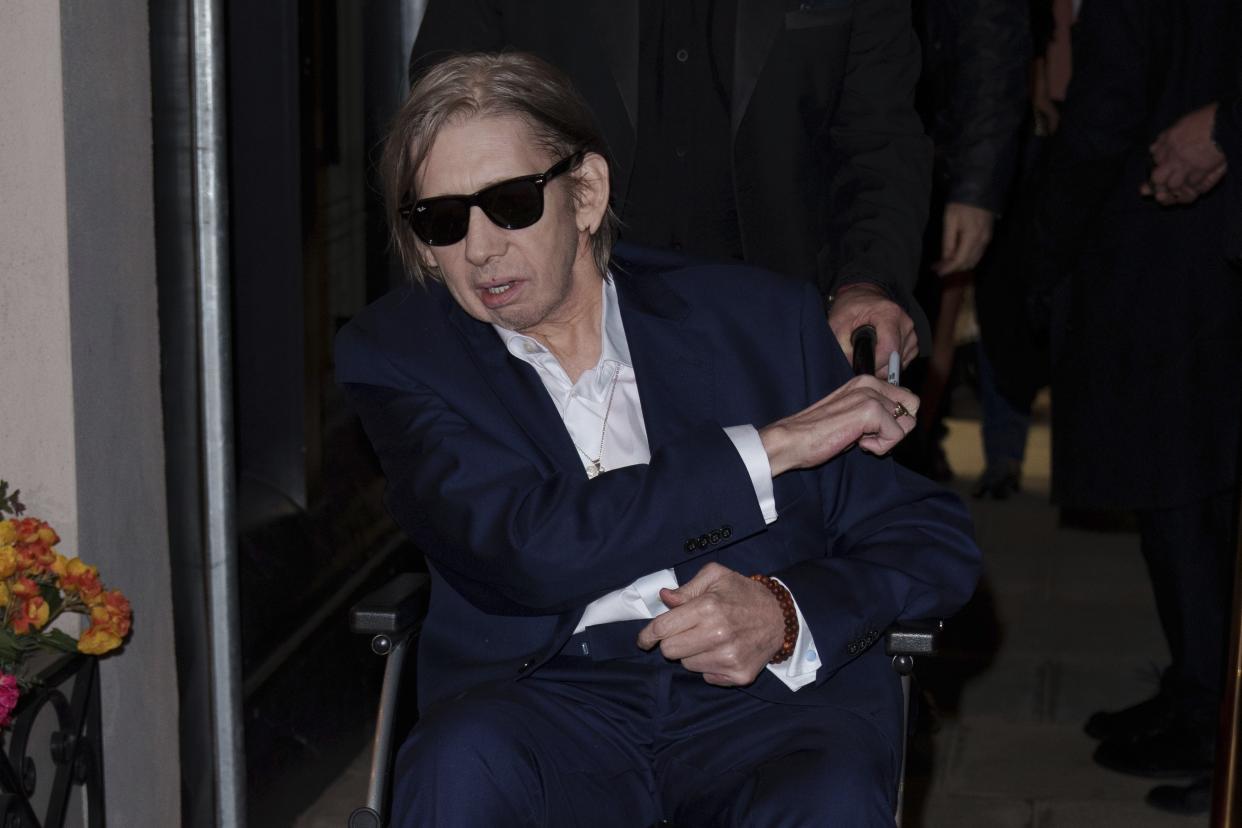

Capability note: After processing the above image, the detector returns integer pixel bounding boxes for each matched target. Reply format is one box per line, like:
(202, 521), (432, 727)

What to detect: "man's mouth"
(477, 279), (523, 308)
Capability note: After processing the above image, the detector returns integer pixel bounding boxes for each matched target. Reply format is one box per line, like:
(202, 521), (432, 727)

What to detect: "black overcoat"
(1031, 0), (1242, 510)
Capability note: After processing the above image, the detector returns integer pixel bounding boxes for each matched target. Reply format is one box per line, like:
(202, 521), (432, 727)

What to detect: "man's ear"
(573, 152), (611, 236)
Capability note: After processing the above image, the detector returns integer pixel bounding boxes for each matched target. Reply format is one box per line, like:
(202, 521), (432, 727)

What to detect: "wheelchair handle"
(851, 325), (877, 377)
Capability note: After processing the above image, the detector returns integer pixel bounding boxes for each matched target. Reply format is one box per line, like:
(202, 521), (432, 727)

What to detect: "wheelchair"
(346, 326), (943, 827)
(345, 572), (941, 828)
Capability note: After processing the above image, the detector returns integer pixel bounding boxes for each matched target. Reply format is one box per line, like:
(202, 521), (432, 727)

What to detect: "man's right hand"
(759, 375), (919, 476)
(1142, 102), (1227, 205)
(828, 283), (919, 373)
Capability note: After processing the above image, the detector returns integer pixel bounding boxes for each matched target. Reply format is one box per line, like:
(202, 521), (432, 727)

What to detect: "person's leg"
(972, 339), (1030, 498)
(1138, 491), (1235, 728)
(1092, 489), (1237, 776)
(392, 657), (662, 828)
(655, 650), (903, 826)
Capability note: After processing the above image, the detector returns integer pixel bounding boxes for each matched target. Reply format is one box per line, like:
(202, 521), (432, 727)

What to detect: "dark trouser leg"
(391, 658), (662, 828)
(656, 648), (903, 827)
(1136, 488), (1238, 736)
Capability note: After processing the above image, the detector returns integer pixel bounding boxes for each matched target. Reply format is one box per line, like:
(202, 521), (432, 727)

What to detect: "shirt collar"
(493, 275), (632, 375)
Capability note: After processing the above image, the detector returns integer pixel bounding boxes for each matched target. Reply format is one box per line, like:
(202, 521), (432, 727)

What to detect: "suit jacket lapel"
(732, 0), (784, 133)
(589, 0), (640, 133)
(614, 273), (715, 454)
(445, 296), (583, 475)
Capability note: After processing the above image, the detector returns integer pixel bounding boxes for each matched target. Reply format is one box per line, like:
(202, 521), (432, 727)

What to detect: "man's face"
(414, 115), (601, 334)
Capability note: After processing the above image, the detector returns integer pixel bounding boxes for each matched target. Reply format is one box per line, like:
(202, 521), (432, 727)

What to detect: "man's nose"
(463, 206), (506, 266)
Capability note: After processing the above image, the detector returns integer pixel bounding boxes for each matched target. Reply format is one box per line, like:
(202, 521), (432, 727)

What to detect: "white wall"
(0, 2), (180, 825)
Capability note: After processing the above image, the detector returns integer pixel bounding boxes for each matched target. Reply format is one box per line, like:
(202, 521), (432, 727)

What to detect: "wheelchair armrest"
(349, 572), (431, 636)
(885, 619), (943, 658)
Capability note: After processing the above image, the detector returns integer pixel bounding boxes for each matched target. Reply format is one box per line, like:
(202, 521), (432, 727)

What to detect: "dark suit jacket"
(336, 246), (979, 713)
(409, 0), (933, 344)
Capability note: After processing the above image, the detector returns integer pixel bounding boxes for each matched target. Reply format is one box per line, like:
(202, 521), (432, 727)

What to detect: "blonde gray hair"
(380, 52), (619, 284)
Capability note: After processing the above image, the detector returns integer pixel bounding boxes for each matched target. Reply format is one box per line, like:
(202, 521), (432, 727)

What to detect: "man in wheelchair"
(337, 52), (981, 827)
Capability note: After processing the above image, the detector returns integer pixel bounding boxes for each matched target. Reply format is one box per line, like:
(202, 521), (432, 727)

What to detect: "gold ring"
(893, 402), (910, 419)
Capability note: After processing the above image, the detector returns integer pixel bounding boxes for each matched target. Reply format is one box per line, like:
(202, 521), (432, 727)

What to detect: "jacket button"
(709, 530), (721, 544)
(684, 539), (696, 553)
(847, 643), (858, 655)
(697, 535), (709, 550)
(721, 525), (733, 539)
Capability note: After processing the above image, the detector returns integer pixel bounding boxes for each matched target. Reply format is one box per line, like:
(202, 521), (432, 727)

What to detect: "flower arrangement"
(0, 479), (132, 726)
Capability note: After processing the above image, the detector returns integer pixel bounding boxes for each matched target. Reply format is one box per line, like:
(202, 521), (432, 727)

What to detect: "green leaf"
(0, 628), (22, 662)
(36, 629), (78, 655)
(38, 583), (63, 615)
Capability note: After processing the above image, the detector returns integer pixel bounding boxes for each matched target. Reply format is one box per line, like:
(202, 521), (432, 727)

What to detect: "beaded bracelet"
(750, 573), (799, 664)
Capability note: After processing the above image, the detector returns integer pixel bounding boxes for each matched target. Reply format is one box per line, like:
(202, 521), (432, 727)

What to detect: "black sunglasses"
(402, 152), (583, 247)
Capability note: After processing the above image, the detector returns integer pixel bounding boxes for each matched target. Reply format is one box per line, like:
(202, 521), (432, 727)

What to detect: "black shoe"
(1084, 693), (1173, 741)
(1093, 726), (1214, 779)
(970, 464), (1021, 500)
(1147, 776), (1211, 815)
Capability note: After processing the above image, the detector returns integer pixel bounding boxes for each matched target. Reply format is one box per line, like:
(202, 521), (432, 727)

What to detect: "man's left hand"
(636, 562), (785, 687)
(933, 202), (994, 276)
(1142, 102), (1227, 206)
(828, 283), (918, 372)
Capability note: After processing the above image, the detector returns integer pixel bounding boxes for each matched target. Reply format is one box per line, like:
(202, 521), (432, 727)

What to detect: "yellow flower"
(0, 581), (9, 607)
(0, 521), (15, 546)
(50, 553), (68, 579)
(78, 626), (122, 656)
(0, 546), (16, 579)
(24, 597), (48, 630)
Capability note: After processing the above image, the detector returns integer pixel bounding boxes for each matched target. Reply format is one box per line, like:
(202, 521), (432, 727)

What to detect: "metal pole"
(1211, 487), (1242, 827)
(190, 0), (246, 824)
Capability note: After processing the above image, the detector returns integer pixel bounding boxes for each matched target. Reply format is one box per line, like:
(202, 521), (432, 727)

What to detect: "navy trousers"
(392, 629), (902, 827)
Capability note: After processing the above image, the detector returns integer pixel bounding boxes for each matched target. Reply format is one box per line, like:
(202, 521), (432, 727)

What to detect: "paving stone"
(937, 720), (1164, 802)
(1033, 798), (1209, 828)
(1044, 655), (1170, 727)
(997, 591), (1167, 659)
(294, 746), (369, 827)
(950, 651), (1054, 723)
(906, 793), (1034, 828)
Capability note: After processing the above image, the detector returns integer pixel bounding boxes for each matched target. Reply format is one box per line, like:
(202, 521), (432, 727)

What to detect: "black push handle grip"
(851, 325), (877, 377)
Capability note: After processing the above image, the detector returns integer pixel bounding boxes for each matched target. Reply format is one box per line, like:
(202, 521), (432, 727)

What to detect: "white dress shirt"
(493, 278), (820, 690)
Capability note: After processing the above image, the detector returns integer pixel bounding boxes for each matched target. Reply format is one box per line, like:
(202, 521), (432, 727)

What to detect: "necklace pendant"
(586, 461), (602, 479)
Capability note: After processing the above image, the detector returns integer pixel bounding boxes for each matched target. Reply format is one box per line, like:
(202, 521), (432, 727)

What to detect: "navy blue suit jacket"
(336, 246), (980, 715)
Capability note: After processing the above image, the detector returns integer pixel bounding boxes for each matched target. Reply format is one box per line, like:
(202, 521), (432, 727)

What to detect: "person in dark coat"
(408, 0), (932, 374)
(904, 0), (1031, 482)
(1028, 0), (1242, 803)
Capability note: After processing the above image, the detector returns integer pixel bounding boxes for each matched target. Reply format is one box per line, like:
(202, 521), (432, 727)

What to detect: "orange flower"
(78, 625), (123, 656)
(91, 590), (132, 638)
(11, 578), (38, 600)
(10, 596), (48, 635)
(59, 558), (101, 600)
(0, 581), (9, 608)
(11, 518), (55, 546)
(15, 541), (55, 575)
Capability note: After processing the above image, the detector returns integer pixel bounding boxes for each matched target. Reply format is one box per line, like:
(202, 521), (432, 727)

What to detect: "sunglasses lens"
(479, 180), (544, 230)
(410, 201), (469, 246)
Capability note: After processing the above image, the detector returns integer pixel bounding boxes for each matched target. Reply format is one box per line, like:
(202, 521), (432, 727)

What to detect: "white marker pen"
(887, 351), (901, 386)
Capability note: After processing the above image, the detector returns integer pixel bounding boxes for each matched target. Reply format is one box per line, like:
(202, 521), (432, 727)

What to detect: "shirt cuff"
(723, 425), (777, 524)
(765, 577), (820, 691)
